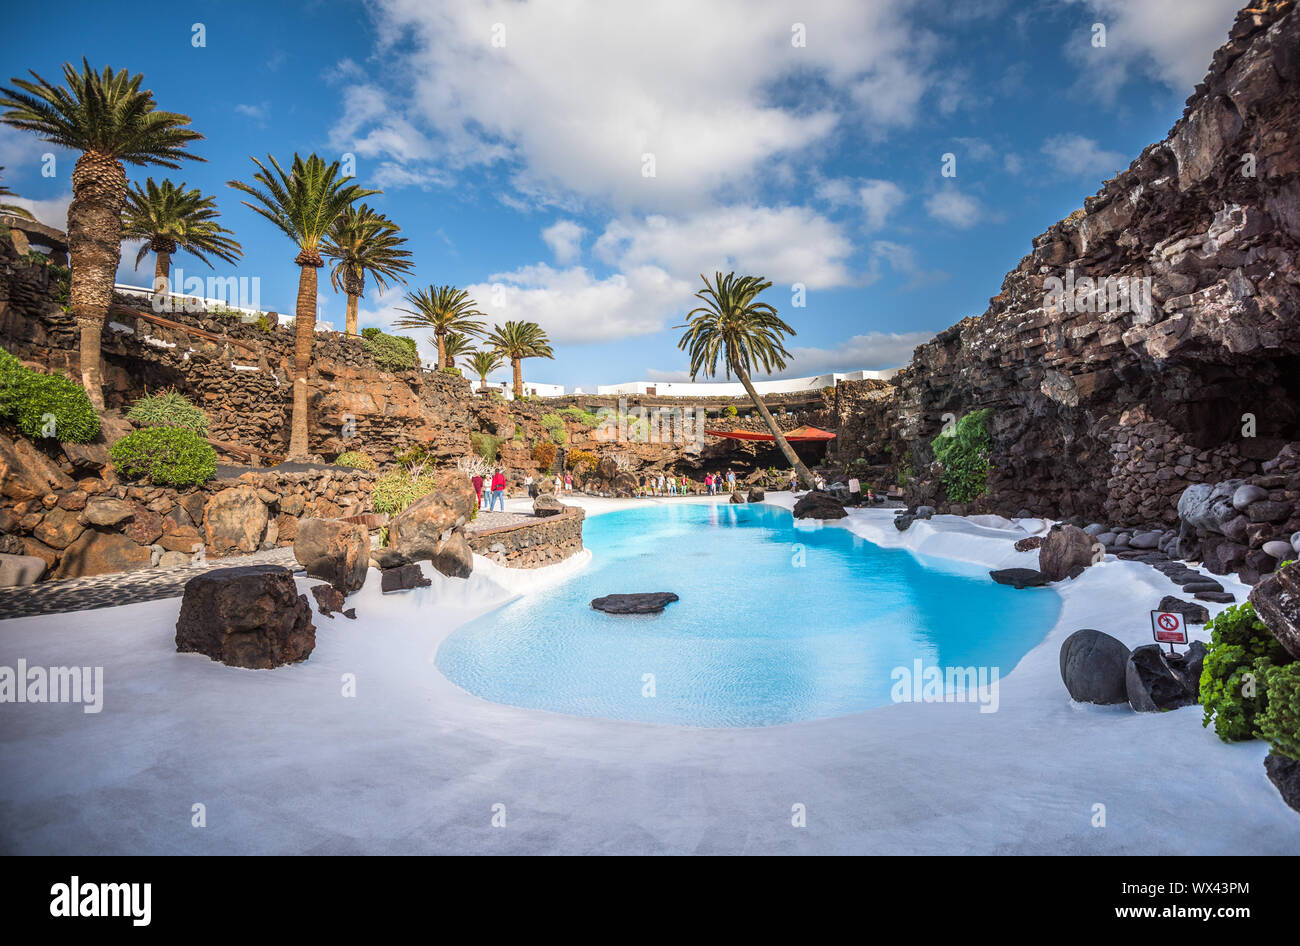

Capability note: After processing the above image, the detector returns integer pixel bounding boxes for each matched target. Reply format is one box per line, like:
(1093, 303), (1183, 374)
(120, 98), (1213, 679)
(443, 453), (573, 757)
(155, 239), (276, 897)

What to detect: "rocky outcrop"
(839, 3), (1300, 532)
(793, 492), (847, 520)
(294, 518), (370, 594)
(384, 470), (477, 569)
(1039, 524), (1098, 581)
(1249, 560), (1300, 658)
(533, 493), (564, 517)
(1126, 644), (1199, 712)
(174, 565), (315, 669)
(989, 568), (1049, 589)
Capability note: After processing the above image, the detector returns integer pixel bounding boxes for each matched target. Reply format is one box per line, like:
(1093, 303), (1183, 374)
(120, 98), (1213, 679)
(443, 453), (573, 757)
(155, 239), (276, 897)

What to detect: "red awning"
(704, 425), (836, 442)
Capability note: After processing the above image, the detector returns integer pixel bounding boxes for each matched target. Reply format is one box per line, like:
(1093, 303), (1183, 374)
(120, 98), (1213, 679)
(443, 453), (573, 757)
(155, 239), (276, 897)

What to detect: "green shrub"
(931, 408), (991, 503)
(1258, 662), (1300, 760)
(394, 444), (430, 469)
(109, 426), (216, 486)
(0, 351), (100, 444)
(335, 450), (374, 471)
(441, 366), (462, 377)
(364, 332), (419, 372)
(471, 432), (500, 463)
(371, 467), (441, 515)
(1200, 602), (1292, 743)
(557, 406), (601, 428)
(360, 327), (381, 340)
(541, 412), (568, 445)
(126, 389), (209, 436)
(724, 405), (738, 417)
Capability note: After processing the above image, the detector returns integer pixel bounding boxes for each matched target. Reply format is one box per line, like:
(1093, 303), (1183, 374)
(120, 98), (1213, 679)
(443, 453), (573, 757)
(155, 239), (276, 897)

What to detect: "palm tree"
(676, 271), (813, 488)
(466, 348), (503, 394)
(228, 153), (379, 459)
(439, 330), (474, 366)
(0, 60), (204, 409)
(322, 203), (412, 336)
(393, 285), (485, 369)
(486, 320), (554, 400)
(0, 168), (35, 219)
(122, 178), (242, 308)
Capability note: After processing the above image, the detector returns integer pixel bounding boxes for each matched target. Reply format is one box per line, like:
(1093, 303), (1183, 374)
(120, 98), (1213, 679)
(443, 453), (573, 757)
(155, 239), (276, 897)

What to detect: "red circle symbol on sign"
(1157, 613), (1180, 631)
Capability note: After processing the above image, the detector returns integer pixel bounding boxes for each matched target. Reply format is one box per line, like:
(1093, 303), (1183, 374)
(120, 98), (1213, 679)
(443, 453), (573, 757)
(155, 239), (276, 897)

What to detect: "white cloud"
(782, 330), (936, 375)
(1040, 133), (1128, 180)
(868, 240), (949, 290)
(1063, 0), (1241, 99)
(594, 206), (858, 289)
(7, 192), (71, 230)
(857, 180), (906, 231)
(541, 220), (586, 265)
(464, 263), (692, 345)
(234, 102), (270, 125)
(925, 188), (982, 229)
(339, 0), (943, 208)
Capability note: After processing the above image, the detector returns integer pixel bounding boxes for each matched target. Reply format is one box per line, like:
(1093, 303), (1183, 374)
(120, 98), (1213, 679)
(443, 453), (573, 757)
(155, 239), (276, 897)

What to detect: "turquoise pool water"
(435, 503), (1061, 727)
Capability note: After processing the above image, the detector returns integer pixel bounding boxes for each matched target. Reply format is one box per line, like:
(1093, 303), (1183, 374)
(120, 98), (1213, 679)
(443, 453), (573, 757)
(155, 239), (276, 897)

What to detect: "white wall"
(595, 369), (898, 396)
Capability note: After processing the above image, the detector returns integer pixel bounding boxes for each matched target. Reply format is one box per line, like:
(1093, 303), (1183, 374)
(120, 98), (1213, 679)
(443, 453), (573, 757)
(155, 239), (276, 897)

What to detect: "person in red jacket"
(471, 472), (485, 509)
(489, 468), (507, 511)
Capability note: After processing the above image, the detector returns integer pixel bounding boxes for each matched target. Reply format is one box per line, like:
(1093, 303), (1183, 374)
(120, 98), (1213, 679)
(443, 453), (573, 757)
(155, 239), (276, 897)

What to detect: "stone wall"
(467, 505), (585, 568)
(0, 424), (378, 580)
(844, 1), (1300, 526)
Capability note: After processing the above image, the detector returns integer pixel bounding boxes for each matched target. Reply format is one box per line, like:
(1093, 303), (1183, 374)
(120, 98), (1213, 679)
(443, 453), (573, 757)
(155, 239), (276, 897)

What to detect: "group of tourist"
(704, 470), (737, 495)
(473, 469), (575, 510)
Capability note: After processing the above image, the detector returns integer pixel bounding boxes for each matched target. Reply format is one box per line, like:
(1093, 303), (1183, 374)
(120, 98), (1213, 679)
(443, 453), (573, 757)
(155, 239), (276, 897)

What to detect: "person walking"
(471, 471), (485, 509)
(524, 472), (535, 499)
(564, 472), (573, 492)
(490, 468), (506, 512)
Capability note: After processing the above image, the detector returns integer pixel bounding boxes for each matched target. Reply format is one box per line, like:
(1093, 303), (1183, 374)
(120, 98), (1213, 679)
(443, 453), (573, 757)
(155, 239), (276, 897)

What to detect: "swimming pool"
(436, 502), (1061, 726)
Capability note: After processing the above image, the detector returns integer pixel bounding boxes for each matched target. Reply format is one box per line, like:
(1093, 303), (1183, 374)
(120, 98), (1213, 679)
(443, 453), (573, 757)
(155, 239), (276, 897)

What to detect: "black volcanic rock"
(591, 592), (680, 614)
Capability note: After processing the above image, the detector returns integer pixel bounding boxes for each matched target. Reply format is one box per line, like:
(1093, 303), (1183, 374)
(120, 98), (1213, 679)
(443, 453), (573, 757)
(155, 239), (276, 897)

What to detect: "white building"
(595, 369), (898, 397)
(477, 380), (567, 400)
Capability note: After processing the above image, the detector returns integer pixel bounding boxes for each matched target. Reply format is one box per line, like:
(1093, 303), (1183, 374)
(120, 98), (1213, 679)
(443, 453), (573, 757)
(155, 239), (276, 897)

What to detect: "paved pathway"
(0, 547), (302, 621)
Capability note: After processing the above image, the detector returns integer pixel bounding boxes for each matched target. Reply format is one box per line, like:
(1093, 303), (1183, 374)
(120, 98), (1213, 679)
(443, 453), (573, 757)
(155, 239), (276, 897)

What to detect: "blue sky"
(3, 0), (1244, 390)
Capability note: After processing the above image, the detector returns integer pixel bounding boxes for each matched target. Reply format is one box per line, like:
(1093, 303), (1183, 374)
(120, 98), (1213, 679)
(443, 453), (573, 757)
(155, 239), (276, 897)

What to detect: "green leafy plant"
(109, 426), (216, 486)
(361, 327), (381, 340)
(1200, 602), (1292, 743)
(541, 412), (568, 445)
(364, 331), (419, 372)
(557, 406), (600, 427)
(1257, 662), (1300, 761)
(335, 450), (374, 471)
(931, 408), (991, 503)
(370, 466), (441, 515)
(0, 348), (100, 443)
(724, 404), (738, 417)
(394, 444), (430, 468)
(126, 389), (209, 435)
(471, 432), (500, 463)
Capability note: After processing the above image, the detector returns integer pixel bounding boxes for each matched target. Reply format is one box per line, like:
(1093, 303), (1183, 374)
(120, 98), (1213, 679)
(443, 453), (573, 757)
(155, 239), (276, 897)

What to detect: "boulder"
(1014, 535), (1043, 552)
(385, 471), (478, 563)
(1202, 537), (1248, 575)
(120, 504), (164, 546)
(1168, 640), (1207, 698)
(591, 592), (680, 614)
(1248, 561), (1300, 660)
(0, 553), (46, 587)
(729, 490), (745, 504)
(82, 497), (135, 527)
(431, 531), (473, 579)
(1246, 500), (1292, 523)
(747, 486), (765, 503)
(293, 518), (370, 594)
(380, 563), (431, 592)
(1059, 629), (1131, 704)
(1264, 752), (1300, 814)
(989, 568), (1049, 589)
(311, 583), (345, 616)
(1126, 644), (1196, 712)
(33, 506), (85, 550)
(533, 493), (564, 517)
(1039, 524), (1098, 581)
(793, 492), (847, 520)
(1178, 480), (1245, 533)
(1156, 595), (1210, 624)
(1233, 484), (1269, 510)
(1129, 531), (1162, 550)
(915, 505), (936, 519)
(52, 530), (153, 579)
(1195, 590), (1237, 603)
(1262, 540), (1294, 561)
(894, 514), (916, 531)
(204, 485), (268, 553)
(174, 565), (315, 669)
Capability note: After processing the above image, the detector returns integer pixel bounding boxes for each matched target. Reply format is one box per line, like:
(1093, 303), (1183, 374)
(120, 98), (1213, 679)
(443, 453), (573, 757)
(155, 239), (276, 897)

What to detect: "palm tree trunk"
(736, 367), (813, 488)
(67, 151), (127, 412)
(152, 250), (171, 312)
(512, 357), (523, 399)
(436, 331), (447, 369)
(345, 293), (359, 336)
(288, 261), (319, 460)
(478, 372), (488, 395)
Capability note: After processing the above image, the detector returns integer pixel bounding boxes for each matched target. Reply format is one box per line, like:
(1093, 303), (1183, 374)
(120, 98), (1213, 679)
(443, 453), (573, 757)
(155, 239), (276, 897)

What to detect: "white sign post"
(1150, 610), (1188, 658)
